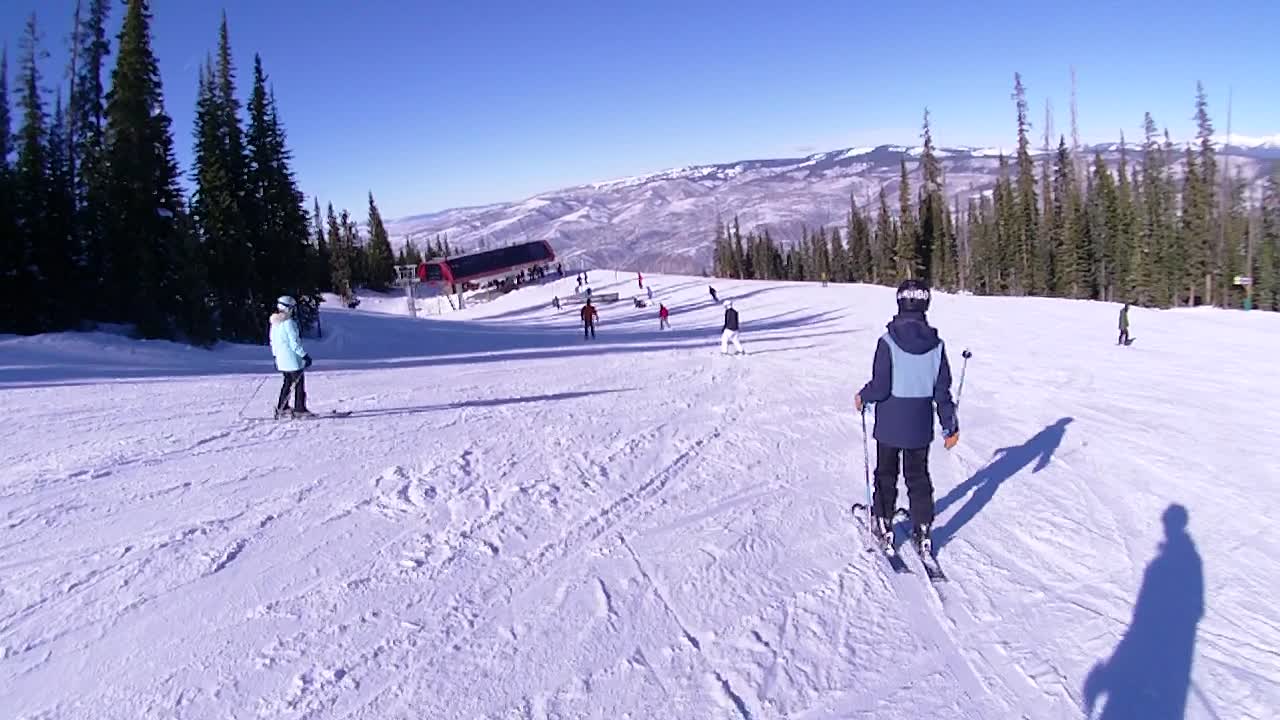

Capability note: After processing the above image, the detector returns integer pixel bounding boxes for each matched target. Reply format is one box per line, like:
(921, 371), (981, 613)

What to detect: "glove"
(303, 354), (313, 368)
(854, 394), (864, 413)
(944, 431), (959, 450)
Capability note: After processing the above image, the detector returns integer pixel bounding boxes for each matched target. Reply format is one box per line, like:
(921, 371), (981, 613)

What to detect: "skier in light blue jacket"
(269, 296), (313, 418)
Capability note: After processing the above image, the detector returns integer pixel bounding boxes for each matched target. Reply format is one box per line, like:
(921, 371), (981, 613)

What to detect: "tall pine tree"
(102, 0), (201, 338)
(1012, 73), (1040, 295)
(365, 192), (395, 290)
(13, 15), (49, 333)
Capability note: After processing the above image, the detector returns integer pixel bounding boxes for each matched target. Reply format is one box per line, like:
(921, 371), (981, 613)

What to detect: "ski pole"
(955, 349), (972, 410)
(861, 405), (874, 522)
(238, 375), (268, 419)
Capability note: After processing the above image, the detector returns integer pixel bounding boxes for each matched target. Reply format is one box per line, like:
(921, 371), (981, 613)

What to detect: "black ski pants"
(276, 370), (307, 411)
(873, 442), (934, 527)
(583, 321), (595, 339)
(1118, 328), (1129, 345)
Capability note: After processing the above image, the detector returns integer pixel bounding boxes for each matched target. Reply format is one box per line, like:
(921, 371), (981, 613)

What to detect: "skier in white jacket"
(269, 296), (313, 418)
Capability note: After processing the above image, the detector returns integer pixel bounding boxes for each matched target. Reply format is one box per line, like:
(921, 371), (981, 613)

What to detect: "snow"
(3, 275), (1278, 719)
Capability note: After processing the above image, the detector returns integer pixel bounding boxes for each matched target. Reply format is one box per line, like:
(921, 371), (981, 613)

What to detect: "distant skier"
(552, 296), (561, 310)
(1118, 303), (1131, 345)
(854, 279), (959, 556)
(709, 286), (719, 304)
(269, 296), (314, 419)
(646, 285), (653, 300)
(659, 303), (670, 330)
(638, 271), (644, 289)
(580, 301), (598, 340)
(720, 300), (743, 355)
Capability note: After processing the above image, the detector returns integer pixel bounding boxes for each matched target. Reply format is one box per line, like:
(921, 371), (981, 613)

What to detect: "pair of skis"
(850, 503), (946, 581)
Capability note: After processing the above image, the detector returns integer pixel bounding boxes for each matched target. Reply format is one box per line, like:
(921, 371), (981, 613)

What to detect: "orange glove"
(944, 431), (959, 450)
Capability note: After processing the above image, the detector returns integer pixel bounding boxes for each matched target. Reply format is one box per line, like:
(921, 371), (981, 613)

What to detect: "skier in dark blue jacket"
(855, 279), (959, 554)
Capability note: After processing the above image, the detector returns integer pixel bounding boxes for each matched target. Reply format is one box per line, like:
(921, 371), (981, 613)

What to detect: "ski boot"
(912, 523), (933, 558)
(290, 407), (315, 419)
(273, 404), (291, 420)
(874, 515), (896, 552)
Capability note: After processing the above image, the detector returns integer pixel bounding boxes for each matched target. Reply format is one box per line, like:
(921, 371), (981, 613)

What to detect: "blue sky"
(3, 0), (1278, 219)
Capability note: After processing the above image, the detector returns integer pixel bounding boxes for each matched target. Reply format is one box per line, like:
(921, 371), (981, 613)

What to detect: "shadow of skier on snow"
(341, 388), (637, 418)
(1082, 503), (1204, 719)
(931, 417), (1073, 550)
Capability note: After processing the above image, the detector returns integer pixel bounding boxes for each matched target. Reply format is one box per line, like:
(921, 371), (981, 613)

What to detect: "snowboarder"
(659, 303), (670, 330)
(720, 300), (743, 354)
(853, 279), (959, 556)
(709, 286), (719, 304)
(552, 296), (561, 310)
(269, 296), (314, 419)
(1118, 303), (1131, 346)
(580, 301), (598, 339)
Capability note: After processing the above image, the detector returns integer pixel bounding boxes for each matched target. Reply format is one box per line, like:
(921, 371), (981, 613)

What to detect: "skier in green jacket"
(1118, 303), (1131, 346)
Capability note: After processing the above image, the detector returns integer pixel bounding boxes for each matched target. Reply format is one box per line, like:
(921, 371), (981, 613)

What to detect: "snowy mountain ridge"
(388, 140), (1278, 275)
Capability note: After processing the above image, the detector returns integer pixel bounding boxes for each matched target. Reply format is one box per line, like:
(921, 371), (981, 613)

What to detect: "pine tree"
(1051, 136), (1086, 297)
(327, 203), (351, 300)
(312, 197), (331, 291)
(69, 0), (112, 315)
(246, 56), (315, 333)
(1089, 151), (1119, 300)
(103, 0), (200, 338)
(365, 191), (395, 290)
(13, 15), (49, 334)
(847, 194), (873, 283)
(1039, 102), (1055, 295)
(1012, 73), (1040, 295)
(0, 48), (15, 331)
(918, 108), (946, 285)
(875, 186), (897, 283)
(1259, 168), (1279, 311)
(191, 15), (254, 339)
(44, 92), (78, 328)
(828, 224), (847, 283)
(732, 217), (748, 279)
(1189, 83), (1216, 304)
(896, 158), (917, 278)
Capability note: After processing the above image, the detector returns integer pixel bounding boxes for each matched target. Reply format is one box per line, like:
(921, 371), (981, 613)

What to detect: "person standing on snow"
(638, 271), (644, 289)
(1118, 303), (1131, 345)
(269, 296), (314, 419)
(720, 300), (743, 354)
(659, 303), (670, 330)
(854, 279), (959, 555)
(709, 285), (719, 304)
(580, 300), (598, 340)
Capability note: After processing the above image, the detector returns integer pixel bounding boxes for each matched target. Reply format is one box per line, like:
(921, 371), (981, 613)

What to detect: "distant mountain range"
(387, 138), (1279, 275)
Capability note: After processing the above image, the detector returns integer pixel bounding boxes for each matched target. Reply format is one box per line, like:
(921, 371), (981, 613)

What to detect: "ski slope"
(2, 273), (1277, 719)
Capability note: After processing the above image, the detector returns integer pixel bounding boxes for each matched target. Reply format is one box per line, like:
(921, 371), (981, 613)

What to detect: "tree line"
(714, 75), (1280, 312)
(0, 0), (426, 344)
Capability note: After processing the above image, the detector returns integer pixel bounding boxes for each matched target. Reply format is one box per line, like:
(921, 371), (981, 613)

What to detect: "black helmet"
(896, 279), (931, 313)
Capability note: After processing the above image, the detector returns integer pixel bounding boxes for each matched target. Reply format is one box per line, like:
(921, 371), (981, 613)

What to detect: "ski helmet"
(895, 279), (930, 313)
(277, 295), (297, 312)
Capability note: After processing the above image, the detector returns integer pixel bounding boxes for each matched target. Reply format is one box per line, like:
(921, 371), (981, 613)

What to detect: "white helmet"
(277, 295), (297, 312)
(724, 300), (733, 309)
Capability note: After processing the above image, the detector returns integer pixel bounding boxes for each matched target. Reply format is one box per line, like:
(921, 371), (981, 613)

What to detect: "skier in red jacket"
(659, 303), (670, 330)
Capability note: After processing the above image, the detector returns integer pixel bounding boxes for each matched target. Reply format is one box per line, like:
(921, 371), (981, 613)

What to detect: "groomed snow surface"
(2, 273), (1277, 719)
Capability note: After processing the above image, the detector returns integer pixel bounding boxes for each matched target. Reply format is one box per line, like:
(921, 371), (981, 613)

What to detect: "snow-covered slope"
(2, 277), (1277, 719)
(387, 142), (1280, 275)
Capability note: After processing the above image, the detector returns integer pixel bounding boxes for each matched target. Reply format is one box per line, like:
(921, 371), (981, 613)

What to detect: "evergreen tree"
(918, 108), (946, 284)
(1259, 168), (1280, 311)
(399, 238), (423, 266)
(103, 0), (203, 338)
(44, 92), (78, 328)
(0, 48), (15, 331)
(365, 191), (395, 289)
(13, 14), (49, 334)
(875, 186), (897, 283)
(326, 203), (351, 300)
(1188, 83), (1216, 304)
(847, 195), (873, 283)
(1012, 73), (1040, 294)
(1089, 151), (1120, 301)
(828, 225), (847, 283)
(246, 56), (315, 332)
(732, 217), (748, 279)
(1051, 136), (1087, 297)
(312, 197), (331, 290)
(896, 158), (917, 278)
(69, 0), (112, 315)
